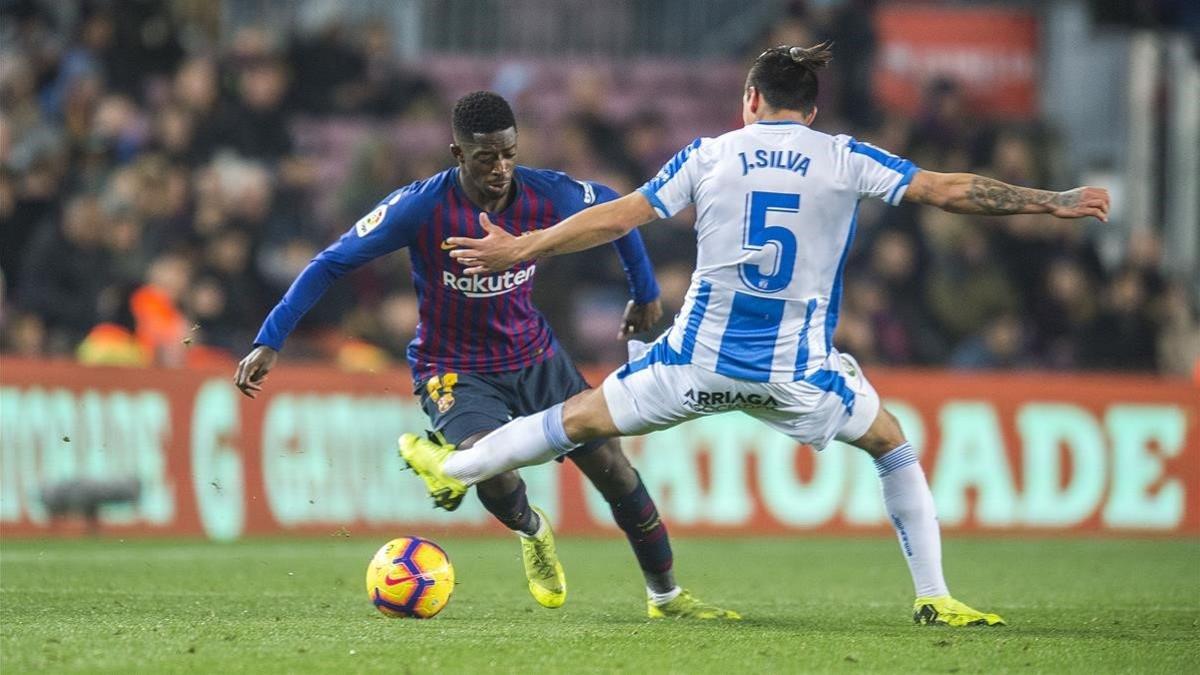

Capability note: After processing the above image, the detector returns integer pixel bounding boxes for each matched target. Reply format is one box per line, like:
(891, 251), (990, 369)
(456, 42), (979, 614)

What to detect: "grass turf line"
(2, 537), (1197, 673)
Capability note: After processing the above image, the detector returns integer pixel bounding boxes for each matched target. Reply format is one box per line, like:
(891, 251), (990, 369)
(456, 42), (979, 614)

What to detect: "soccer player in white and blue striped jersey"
(402, 43), (1111, 626)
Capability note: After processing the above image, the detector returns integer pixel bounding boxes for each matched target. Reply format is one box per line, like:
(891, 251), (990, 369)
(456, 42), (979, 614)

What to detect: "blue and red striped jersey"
(254, 166), (660, 379)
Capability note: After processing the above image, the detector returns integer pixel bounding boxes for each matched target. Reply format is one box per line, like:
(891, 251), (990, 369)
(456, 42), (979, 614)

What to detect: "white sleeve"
(840, 137), (919, 206)
(637, 138), (706, 218)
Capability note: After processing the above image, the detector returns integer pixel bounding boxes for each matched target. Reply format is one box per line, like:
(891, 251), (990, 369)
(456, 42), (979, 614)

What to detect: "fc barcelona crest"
(426, 373), (459, 414)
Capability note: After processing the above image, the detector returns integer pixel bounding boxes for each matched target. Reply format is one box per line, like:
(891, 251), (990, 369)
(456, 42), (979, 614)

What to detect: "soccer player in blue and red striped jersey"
(235, 91), (738, 619)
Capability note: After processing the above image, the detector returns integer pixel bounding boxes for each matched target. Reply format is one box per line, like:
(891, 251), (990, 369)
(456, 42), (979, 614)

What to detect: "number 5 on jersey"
(739, 191), (800, 293)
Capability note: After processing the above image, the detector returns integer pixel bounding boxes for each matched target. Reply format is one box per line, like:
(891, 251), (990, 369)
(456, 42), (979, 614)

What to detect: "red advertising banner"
(873, 5), (1039, 118)
(2, 359), (1196, 539)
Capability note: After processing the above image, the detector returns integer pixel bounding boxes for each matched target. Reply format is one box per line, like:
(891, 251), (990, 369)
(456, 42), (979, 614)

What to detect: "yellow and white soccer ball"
(365, 536), (455, 618)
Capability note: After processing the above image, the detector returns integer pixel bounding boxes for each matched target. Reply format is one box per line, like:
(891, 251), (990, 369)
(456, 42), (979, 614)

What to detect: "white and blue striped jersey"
(635, 121), (917, 384)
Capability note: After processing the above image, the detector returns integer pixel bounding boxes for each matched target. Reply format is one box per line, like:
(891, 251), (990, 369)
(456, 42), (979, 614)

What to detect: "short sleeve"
(843, 138), (919, 206)
(638, 138), (705, 218)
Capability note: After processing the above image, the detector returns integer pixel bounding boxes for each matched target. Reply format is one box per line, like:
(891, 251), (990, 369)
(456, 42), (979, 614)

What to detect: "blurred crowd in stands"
(1, 0), (1196, 377)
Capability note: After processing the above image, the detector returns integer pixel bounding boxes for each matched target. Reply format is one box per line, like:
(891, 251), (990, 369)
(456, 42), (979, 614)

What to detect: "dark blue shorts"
(414, 347), (603, 459)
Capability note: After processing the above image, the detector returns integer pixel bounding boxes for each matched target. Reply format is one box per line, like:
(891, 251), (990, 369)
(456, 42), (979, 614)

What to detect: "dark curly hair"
(746, 41), (833, 114)
(452, 91), (517, 140)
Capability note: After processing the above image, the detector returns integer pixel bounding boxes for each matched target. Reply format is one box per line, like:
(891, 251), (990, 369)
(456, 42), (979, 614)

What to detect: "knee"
(857, 409), (908, 459)
(560, 389), (618, 441)
(476, 470), (521, 499)
(574, 441), (639, 498)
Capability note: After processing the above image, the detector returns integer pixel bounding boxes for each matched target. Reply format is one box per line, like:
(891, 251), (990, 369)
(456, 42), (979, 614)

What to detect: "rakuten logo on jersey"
(442, 265), (536, 298)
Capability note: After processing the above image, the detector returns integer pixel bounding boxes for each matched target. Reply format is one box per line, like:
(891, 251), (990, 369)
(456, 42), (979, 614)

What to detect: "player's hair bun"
(786, 42), (833, 70)
(749, 41), (831, 112)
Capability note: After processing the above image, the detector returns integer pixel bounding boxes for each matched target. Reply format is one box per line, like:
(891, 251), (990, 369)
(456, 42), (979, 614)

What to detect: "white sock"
(876, 442), (950, 598)
(647, 586), (682, 606)
(443, 404), (578, 485)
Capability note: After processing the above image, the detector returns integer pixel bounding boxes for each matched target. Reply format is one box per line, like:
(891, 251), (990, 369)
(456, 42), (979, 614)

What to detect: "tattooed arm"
(904, 171), (1111, 222)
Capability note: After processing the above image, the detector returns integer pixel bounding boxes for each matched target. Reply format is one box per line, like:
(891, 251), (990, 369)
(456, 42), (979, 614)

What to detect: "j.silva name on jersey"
(738, 149), (812, 177)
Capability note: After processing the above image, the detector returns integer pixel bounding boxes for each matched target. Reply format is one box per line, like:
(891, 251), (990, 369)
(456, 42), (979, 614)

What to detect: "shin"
(854, 409), (949, 599)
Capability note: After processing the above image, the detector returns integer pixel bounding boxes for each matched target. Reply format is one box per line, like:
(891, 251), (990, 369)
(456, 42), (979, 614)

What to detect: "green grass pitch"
(2, 536), (1197, 673)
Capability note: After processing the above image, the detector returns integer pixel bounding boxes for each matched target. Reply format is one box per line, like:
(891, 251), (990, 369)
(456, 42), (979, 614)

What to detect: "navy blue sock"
(477, 481), (537, 535)
(608, 474), (675, 591)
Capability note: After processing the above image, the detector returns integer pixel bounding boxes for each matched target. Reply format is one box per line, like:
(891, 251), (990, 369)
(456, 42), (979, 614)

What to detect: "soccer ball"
(365, 536), (455, 618)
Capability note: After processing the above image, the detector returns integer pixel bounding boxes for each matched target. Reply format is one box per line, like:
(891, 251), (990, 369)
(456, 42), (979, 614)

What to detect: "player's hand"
(619, 298), (663, 339)
(447, 213), (524, 274)
(234, 345), (278, 399)
(1049, 186), (1111, 222)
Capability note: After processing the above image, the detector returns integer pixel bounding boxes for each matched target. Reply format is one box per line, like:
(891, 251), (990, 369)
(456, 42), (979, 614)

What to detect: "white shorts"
(601, 340), (880, 449)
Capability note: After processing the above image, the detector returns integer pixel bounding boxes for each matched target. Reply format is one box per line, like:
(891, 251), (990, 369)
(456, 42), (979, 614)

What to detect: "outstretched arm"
(235, 194), (418, 397)
(449, 192), (659, 274)
(904, 170), (1111, 221)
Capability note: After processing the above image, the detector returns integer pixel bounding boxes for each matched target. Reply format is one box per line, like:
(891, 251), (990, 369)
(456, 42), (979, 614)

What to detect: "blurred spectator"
(371, 293), (420, 359)
(18, 194), (111, 348)
(912, 79), (976, 154)
(105, 201), (150, 284)
(1033, 259), (1097, 369)
(622, 110), (673, 185)
(926, 228), (1019, 344)
(951, 313), (1034, 370)
(834, 308), (880, 365)
(288, 17), (367, 115)
(826, 0), (880, 127)
(1, 312), (47, 357)
(185, 275), (235, 350)
(89, 93), (145, 163)
(172, 56), (222, 164)
(130, 252), (192, 367)
(863, 229), (944, 364)
(1124, 229), (1168, 301)
(77, 286), (149, 367)
(289, 19), (437, 118)
(557, 69), (631, 181)
(840, 277), (891, 362)
(338, 139), (410, 225)
(570, 290), (630, 366)
(1, 127), (68, 293)
(1080, 268), (1160, 371)
(1156, 282), (1200, 379)
(196, 227), (259, 349)
(654, 262), (696, 320)
(1, 55), (44, 139)
(215, 56), (293, 162)
(151, 103), (201, 166)
(40, 7), (113, 117)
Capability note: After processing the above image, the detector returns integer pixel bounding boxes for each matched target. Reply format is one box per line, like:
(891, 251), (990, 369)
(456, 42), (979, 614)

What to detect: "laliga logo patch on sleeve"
(575, 180), (596, 205)
(356, 205), (388, 237)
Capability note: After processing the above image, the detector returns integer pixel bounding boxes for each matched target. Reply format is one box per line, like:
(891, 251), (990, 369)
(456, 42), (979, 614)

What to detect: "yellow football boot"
(648, 589), (742, 620)
(913, 596), (1006, 627)
(520, 507), (567, 608)
(398, 432), (467, 511)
